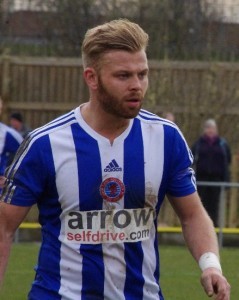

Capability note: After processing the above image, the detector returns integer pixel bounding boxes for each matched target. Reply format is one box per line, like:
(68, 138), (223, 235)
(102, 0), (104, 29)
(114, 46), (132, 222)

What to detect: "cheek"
(109, 82), (126, 94)
(142, 80), (149, 94)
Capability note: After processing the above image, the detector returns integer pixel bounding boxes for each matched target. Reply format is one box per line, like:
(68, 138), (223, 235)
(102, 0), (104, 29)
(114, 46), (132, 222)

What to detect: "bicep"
(167, 192), (206, 222)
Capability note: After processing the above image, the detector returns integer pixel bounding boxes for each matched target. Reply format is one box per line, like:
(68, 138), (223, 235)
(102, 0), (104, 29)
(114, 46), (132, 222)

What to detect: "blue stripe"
(71, 124), (105, 299)
(123, 119), (145, 299)
(28, 136), (62, 299)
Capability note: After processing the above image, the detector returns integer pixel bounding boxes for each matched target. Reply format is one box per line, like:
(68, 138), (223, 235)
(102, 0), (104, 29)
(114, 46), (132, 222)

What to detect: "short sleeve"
(166, 127), (196, 197)
(1, 135), (53, 207)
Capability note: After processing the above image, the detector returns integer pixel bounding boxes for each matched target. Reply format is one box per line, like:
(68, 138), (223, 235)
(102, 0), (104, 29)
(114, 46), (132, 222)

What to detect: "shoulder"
(0, 122), (13, 135)
(219, 137), (228, 146)
(137, 109), (185, 141)
(137, 109), (177, 128)
(14, 109), (78, 160)
(6, 110), (78, 172)
(28, 109), (77, 144)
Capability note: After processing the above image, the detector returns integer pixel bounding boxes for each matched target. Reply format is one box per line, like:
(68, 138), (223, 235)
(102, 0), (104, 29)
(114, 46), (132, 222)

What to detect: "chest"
(199, 141), (224, 158)
(49, 124), (164, 212)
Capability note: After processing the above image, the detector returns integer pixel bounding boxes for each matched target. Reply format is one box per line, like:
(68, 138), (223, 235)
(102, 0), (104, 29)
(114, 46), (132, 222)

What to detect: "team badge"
(100, 177), (125, 202)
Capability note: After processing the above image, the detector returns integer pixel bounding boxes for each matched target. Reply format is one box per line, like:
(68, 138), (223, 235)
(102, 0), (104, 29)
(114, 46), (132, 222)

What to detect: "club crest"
(100, 177), (125, 202)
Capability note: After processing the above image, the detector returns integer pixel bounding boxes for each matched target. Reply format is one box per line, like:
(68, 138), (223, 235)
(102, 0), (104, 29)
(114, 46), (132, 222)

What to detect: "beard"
(97, 76), (143, 119)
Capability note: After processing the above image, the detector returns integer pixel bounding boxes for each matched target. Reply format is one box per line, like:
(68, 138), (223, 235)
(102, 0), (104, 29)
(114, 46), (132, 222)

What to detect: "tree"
(1, 0), (238, 60)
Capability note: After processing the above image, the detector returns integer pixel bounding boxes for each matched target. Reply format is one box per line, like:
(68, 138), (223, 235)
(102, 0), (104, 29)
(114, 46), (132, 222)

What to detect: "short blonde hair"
(82, 19), (149, 69)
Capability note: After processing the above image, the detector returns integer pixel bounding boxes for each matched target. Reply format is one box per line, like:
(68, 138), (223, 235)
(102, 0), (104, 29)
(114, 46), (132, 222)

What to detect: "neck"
(80, 102), (130, 143)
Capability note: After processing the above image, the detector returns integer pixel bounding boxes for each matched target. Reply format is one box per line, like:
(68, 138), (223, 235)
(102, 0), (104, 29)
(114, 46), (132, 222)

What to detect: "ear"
(83, 67), (98, 90)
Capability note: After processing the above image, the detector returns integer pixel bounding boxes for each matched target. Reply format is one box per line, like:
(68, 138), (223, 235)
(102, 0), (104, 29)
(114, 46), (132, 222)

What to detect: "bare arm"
(168, 191), (230, 299)
(168, 191), (218, 259)
(0, 201), (31, 287)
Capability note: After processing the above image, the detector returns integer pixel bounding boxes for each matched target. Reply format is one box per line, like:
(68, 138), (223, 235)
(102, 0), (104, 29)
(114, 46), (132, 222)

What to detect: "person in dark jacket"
(191, 119), (231, 227)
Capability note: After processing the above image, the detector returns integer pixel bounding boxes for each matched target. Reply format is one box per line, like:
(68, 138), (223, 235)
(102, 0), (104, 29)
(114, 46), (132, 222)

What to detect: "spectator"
(9, 112), (31, 138)
(191, 119), (231, 227)
(163, 111), (175, 122)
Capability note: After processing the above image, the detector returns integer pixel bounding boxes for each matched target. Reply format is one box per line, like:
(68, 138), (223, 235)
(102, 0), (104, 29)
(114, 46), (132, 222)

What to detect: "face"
(93, 50), (149, 119)
(10, 118), (21, 130)
(204, 125), (218, 138)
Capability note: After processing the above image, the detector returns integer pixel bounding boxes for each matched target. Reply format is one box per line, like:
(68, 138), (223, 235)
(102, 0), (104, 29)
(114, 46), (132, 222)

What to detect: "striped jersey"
(0, 122), (23, 176)
(2, 106), (196, 300)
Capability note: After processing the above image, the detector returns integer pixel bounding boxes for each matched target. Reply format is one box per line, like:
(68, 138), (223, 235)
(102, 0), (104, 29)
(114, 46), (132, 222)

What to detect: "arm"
(0, 201), (31, 287)
(168, 192), (230, 299)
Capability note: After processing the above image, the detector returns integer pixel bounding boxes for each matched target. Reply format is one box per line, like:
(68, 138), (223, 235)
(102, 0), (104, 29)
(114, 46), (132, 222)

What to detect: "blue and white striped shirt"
(2, 106), (196, 300)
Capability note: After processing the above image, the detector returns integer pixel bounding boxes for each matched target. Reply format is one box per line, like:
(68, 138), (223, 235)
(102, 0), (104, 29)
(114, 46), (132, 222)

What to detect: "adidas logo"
(104, 159), (122, 172)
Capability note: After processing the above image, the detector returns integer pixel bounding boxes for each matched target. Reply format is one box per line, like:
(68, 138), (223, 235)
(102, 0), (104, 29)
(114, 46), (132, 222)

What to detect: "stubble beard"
(97, 77), (142, 119)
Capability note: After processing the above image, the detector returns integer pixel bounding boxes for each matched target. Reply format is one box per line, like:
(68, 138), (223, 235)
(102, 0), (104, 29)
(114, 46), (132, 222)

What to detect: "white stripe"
(98, 140), (126, 300)
(7, 126), (23, 143)
(0, 123), (23, 154)
(141, 121), (164, 299)
(142, 227), (160, 300)
(0, 123), (7, 154)
(175, 126), (194, 163)
(139, 112), (193, 164)
(29, 110), (75, 137)
(9, 118), (77, 176)
(49, 126), (83, 299)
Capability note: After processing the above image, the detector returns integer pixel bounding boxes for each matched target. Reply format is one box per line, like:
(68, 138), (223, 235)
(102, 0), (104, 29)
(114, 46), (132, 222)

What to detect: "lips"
(126, 98), (141, 108)
(126, 94), (142, 102)
(127, 98), (140, 103)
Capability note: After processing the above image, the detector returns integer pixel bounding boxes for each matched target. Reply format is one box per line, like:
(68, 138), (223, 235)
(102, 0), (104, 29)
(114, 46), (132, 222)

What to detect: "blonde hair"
(82, 19), (149, 69)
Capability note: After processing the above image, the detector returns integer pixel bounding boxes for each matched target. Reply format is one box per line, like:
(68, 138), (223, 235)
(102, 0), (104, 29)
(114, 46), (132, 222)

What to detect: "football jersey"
(0, 122), (23, 175)
(2, 106), (196, 300)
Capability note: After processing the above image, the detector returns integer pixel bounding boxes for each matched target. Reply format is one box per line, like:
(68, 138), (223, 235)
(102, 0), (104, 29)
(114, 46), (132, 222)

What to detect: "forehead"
(99, 50), (148, 73)
(204, 125), (217, 131)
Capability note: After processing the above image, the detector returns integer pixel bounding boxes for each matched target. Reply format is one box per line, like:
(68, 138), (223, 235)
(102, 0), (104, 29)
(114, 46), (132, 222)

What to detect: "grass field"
(0, 243), (238, 299)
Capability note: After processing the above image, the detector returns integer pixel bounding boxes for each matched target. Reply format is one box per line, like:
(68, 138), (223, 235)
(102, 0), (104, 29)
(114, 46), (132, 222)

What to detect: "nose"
(129, 75), (142, 90)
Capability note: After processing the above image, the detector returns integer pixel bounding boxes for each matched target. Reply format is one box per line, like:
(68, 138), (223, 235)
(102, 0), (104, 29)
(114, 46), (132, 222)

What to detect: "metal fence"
(14, 181), (239, 248)
(197, 181), (239, 248)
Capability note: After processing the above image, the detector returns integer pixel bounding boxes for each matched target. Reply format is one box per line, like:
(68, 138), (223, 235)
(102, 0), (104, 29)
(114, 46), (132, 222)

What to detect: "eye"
(117, 73), (129, 79)
(138, 71), (148, 80)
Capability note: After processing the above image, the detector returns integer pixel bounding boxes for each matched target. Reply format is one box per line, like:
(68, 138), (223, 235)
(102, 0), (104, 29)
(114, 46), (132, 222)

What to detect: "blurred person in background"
(0, 97), (23, 189)
(162, 111), (175, 122)
(191, 119), (231, 227)
(9, 112), (31, 138)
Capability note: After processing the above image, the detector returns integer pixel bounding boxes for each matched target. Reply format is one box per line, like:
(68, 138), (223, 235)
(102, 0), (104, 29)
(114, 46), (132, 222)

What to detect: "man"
(0, 19), (230, 299)
(0, 98), (23, 186)
(192, 119), (231, 227)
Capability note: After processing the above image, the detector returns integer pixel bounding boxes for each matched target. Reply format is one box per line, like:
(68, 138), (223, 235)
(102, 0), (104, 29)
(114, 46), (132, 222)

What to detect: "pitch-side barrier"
(16, 181), (239, 247)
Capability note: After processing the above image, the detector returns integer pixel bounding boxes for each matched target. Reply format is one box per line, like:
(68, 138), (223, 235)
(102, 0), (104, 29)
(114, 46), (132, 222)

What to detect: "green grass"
(160, 246), (239, 299)
(0, 243), (238, 299)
